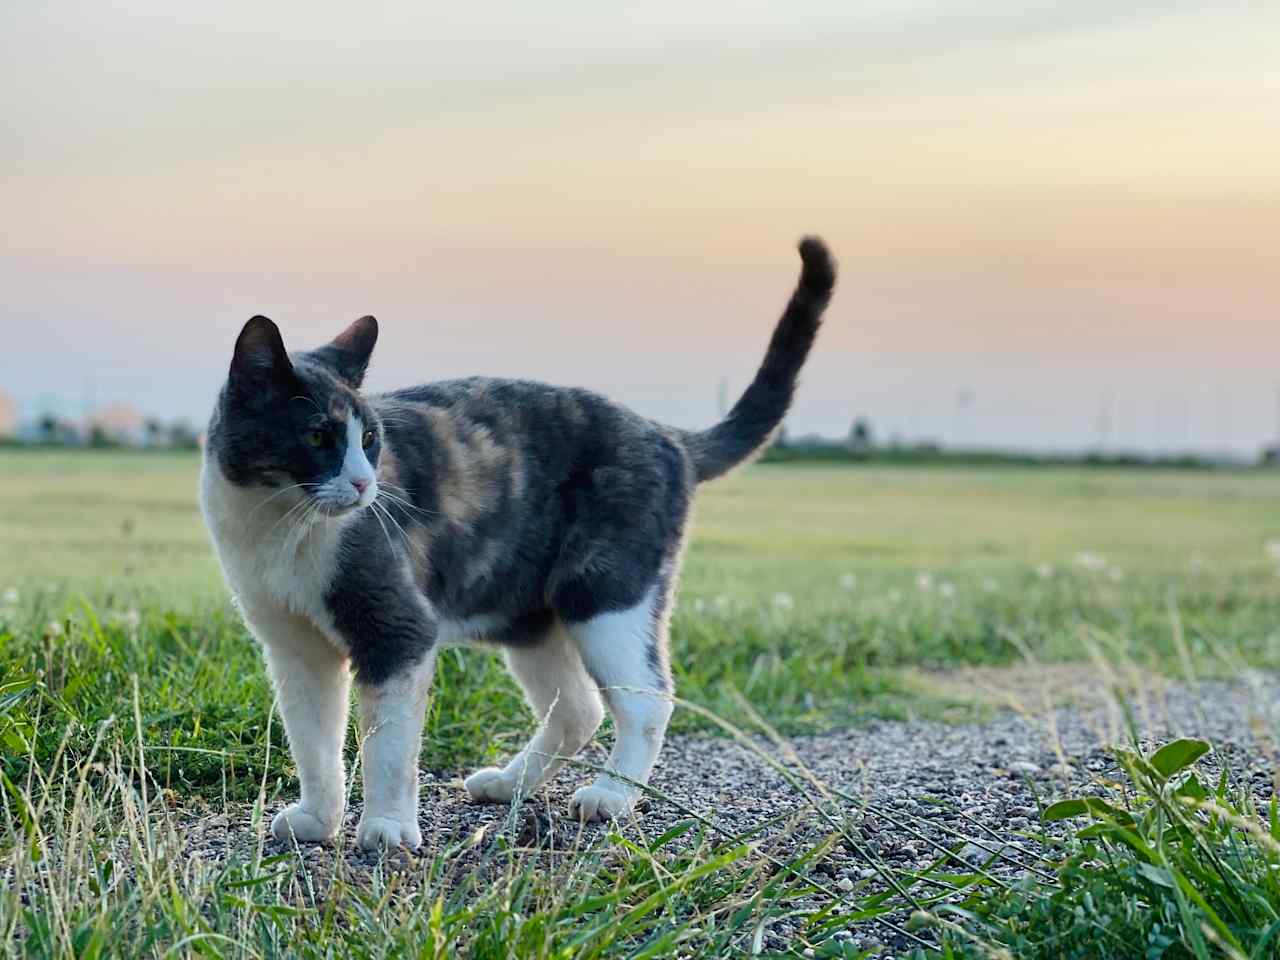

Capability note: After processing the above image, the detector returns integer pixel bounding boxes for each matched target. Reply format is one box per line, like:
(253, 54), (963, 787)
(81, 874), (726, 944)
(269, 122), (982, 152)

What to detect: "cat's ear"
(311, 315), (378, 387)
(229, 315), (294, 390)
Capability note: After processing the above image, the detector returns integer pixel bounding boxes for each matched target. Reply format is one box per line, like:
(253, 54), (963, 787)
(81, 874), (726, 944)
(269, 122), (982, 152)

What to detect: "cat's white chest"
(200, 458), (346, 638)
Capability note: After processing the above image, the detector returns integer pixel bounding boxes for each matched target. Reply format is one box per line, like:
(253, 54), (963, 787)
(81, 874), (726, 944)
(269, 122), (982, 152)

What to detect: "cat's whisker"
(377, 489), (437, 520)
(368, 500), (400, 560)
(371, 504), (394, 555)
(287, 499), (326, 556)
(373, 498), (425, 565)
(265, 495), (314, 541)
(246, 482), (319, 521)
(279, 500), (312, 558)
(371, 499), (414, 554)
(377, 481), (435, 512)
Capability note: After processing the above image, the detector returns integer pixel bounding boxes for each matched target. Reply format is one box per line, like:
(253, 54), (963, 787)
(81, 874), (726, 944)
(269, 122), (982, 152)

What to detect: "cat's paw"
(568, 785), (633, 823)
(356, 814), (423, 851)
(271, 803), (340, 844)
(464, 766), (520, 804)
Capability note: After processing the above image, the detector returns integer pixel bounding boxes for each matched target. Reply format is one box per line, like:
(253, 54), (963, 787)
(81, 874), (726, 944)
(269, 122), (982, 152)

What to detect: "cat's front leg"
(247, 605), (352, 844)
(354, 651), (435, 850)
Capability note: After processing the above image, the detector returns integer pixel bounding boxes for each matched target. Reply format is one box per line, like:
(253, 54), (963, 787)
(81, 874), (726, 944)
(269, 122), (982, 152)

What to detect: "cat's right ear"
(229, 315), (294, 390)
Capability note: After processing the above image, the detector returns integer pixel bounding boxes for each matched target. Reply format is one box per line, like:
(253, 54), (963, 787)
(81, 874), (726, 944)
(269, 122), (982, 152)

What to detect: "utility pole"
(953, 388), (973, 449)
(1215, 386), (1231, 455)
(1095, 389), (1113, 452)
(1274, 384), (1280, 444)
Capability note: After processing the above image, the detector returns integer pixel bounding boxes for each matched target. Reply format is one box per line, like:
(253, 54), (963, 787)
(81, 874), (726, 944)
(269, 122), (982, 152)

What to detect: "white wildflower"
(939, 581), (956, 599)
(772, 592), (794, 611)
(916, 573), (933, 592)
(1, 587), (17, 605)
(692, 597), (706, 613)
(1265, 540), (1280, 563)
(1188, 552), (1205, 571)
(1035, 563), (1054, 580)
(714, 594), (731, 609)
(1107, 567), (1125, 583)
(1073, 551), (1107, 572)
(123, 609), (141, 631)
(46, 620), (64, 637)
(838, 573), (857, 590)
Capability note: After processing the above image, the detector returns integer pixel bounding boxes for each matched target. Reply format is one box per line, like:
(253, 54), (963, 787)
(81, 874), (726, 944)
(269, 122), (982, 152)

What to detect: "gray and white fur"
(199, 238), (836, 849)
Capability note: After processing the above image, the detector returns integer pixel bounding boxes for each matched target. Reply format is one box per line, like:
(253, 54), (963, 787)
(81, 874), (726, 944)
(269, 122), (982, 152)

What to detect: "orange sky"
(2, 1), (1277, 452)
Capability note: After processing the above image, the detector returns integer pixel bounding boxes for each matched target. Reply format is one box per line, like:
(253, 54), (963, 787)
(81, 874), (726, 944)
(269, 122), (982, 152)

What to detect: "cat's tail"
(681, 237), (836, 483)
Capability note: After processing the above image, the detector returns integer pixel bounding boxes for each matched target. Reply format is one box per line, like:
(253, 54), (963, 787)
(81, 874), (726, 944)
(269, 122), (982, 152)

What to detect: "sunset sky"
(3, 1), (1277, 454)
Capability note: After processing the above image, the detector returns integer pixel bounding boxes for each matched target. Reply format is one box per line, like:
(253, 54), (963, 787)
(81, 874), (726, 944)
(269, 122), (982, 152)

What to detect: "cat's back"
(379, 376), (624, 421)
(375, 376), (671, 462)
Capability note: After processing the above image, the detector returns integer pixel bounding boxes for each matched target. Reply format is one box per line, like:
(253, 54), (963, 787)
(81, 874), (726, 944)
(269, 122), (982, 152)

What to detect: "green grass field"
(4, 450), (1278, 606)
(2, 450), (1279, 958)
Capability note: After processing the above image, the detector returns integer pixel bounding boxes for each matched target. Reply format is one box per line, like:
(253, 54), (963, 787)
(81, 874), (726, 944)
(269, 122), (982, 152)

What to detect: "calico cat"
(200, 238), (836, 849)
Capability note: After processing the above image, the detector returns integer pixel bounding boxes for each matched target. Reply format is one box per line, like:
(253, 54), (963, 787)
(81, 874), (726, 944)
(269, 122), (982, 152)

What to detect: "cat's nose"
(351, 477), (369, 495)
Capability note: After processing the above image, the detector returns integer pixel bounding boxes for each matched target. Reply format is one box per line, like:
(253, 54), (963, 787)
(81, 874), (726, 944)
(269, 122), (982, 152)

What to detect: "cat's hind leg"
(562, 582), (674, 823)
(465, 622), (604, 804)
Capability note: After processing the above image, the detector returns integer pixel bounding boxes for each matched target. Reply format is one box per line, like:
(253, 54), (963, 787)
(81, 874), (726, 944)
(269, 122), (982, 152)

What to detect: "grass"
(2, 449), (1279, 957)
(932, 737), (1280, 959)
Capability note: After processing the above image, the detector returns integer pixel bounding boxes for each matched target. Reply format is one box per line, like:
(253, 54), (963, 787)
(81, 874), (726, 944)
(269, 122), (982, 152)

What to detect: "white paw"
(569, 785), (634, 823)
(464, 766), (521, 804)
(271, 803), (339, 844)
(356, 814), (423, 851)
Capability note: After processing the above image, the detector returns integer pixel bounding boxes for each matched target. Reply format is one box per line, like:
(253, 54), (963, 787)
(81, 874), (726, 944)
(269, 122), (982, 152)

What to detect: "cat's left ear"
(311, 315), (378, 387)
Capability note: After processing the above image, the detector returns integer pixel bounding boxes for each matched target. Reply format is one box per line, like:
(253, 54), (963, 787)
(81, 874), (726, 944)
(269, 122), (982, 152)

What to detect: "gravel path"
(177, 670), (1280, 955)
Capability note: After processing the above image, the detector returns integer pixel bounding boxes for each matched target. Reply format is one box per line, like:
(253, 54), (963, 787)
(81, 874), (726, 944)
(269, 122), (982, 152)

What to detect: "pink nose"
(351, 478), (369, 495)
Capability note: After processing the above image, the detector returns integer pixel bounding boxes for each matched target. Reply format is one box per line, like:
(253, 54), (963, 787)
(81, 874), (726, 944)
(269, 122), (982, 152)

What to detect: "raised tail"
(682, 237), (836, 482)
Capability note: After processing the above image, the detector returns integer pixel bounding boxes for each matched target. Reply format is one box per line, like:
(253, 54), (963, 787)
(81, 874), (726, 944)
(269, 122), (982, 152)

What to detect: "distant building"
(90, 403), (148, 446)
(1263, 446), (1280, 467)
(0, 390), (16, 438)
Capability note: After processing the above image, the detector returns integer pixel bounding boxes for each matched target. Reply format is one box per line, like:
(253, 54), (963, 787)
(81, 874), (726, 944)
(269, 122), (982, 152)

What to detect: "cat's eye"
(361, 430), (375, 449)
(303, 429), (326, 448)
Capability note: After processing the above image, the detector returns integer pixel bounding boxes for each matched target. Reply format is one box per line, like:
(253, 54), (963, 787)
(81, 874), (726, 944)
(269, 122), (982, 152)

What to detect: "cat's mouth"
(308, 477), (378, 517)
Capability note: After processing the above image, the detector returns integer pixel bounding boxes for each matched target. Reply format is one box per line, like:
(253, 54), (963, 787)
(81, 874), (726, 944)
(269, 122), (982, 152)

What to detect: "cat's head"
(208, 315), (383, 516)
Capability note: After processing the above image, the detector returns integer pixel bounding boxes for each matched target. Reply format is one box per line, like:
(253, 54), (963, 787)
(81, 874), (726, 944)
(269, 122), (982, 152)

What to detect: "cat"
(199, 238), (836, 849)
